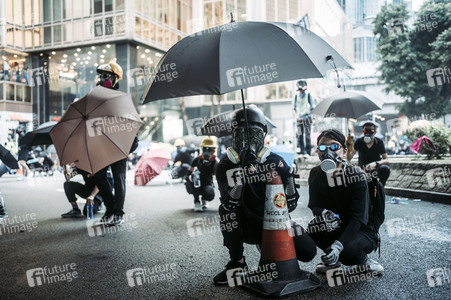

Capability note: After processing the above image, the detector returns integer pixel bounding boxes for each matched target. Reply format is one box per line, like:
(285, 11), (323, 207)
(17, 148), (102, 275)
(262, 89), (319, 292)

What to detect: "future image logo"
(126, 264), (179, 287)
(26, 263), (78, 287)
(426, 267), (450, 287)
(226, 63), (278, 88)
(426, 67), (451, 87)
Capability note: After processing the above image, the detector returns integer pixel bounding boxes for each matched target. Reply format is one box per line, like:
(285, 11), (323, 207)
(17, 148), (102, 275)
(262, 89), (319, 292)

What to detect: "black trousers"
(94, 159), (127, 216)
(193, 184), (215, 202)
(64, 181), (90, 203)
(219, 205), (317, 262)
(377, 165), (390, 186)
(307, 223), (378, 265)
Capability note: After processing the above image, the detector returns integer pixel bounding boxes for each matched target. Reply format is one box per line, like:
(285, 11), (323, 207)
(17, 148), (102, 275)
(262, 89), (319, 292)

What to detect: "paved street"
(0, 171), (450, 300)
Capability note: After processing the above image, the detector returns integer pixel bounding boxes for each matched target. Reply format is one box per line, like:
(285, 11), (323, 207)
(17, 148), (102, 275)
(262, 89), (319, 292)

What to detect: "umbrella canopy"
(50, 86), (143, 174)
(311, 90), (383, 119)
(19, 121), (57, 147)
(142, 21), (351, 103)
(134, 149), (171, 186)
(313, 91), (383, 135)
(0, 144), (19, 169)
(198, 108), (276, 137)
(269, 144), (295, 166)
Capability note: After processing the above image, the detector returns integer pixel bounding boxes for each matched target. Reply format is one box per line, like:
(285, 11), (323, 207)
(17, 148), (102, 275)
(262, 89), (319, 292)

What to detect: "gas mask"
(318, 143), (344, 173)
(97, 72), (115, 88)
(232, 126), (265, 154)
(201, 147), (215, 161)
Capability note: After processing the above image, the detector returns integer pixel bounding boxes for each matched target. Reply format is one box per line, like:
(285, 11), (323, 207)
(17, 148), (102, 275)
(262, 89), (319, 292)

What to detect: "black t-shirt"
(308, 164), (369, 247)
(216, 153), (294, 218)
(354, 137), (386, 166)
(190, 156), (217, 185)
(174, 150), (193, 165)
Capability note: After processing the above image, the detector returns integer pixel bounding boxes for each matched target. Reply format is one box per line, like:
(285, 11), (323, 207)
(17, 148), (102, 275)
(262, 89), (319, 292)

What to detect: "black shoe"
(100, 213), (113, 223)
(93, 199), (103, 214)
(213, 258), (248, 286)
(107, 215), (124, 226)
(61, 208), (83, 218)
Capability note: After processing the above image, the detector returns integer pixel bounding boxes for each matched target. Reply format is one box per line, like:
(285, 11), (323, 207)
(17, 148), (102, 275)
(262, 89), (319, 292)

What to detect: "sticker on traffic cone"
(241, 171), (321, 298)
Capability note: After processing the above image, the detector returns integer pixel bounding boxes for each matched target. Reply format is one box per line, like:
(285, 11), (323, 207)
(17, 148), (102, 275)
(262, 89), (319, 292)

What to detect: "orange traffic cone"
(241, 172), (320, 298)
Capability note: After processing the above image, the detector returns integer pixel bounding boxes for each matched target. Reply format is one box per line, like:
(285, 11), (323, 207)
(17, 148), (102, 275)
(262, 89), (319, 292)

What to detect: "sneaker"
(202, 200), (208, 210)
(61, 208), (83, 218)
(315, 261), (341, 274)
(100, 213), (113, 223)
(93, 199), (103, 214)
(194, 202), (202, 212)
(107, 215), (124, 226)
(363, 256), (384, 274)
(213, 258), (248, 285)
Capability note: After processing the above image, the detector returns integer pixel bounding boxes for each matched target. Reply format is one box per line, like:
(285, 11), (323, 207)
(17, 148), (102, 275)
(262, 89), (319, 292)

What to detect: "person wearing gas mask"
(185, 137), (218, 212)
(171, 138), (193, 180)
(213, 106), (316, 285)
(308, 129), (383, 275)
(93, 62), (139, 226)
(346, 121), (390, 186)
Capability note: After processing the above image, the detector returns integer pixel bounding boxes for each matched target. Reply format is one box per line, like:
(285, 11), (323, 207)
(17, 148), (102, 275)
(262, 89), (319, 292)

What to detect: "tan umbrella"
(50, 86), (143, 174)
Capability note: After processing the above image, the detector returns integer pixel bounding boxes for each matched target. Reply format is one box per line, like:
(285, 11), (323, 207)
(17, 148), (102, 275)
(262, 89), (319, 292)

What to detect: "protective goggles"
(363, 128), (375, 134)
(98, 72), (114, 80)
(202, 147), (215, 152)
(317, 143), (342, 152)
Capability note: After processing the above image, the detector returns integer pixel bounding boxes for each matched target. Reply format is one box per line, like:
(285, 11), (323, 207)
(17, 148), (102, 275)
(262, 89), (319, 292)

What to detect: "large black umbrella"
(198, 107), (277, 137)
(19, 121), (57, 147)
(0, 145), (19, 169)
(143, 21), (351, 103)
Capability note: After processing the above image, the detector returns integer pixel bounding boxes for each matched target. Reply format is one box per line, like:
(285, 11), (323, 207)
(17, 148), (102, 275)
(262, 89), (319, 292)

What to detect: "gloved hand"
(239, 149), (257, 167)
(321, 240), (343, 265)
(286, 192), (298, 213)
(321, 209), (341, 232)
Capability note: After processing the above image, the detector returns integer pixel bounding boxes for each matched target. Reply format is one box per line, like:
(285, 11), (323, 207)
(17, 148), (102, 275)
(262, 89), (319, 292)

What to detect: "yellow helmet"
(174, 138), (185, 147)
(97, 61), (123, 80)
(200, 137), (216, 148)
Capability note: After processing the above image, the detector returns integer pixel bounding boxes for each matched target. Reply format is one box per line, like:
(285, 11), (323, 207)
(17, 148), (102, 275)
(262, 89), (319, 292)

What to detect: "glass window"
(63, 0), (73, 19)
(115, 15), (126, 34)
(354, 37), (364, 62)
(83, 20), (92, 39)
(44, 27), (52, 44)
(14, 0), (22, 25)
(73, 0), (83, 18)
(16, 85), (24, 102)
(116, 0), (125, 10)
(44, 0), (51, 23)
(135, 17), (142, 37)
(83, 0), (91, 16)
(34, 28), (42, 46)
(6, 27), (14, 46)
(53, 25), (62, 43)
(6, 0), (13, 24)
(5, 84), (14, 101)
(143, 20), (150, 39)
(204, 3), (212, 28)
(25, 0), (33, 26)
(366, 37), (375, 61)
(25, 30), (33, 48)
(135, 0), (142, 12)
(94, 19), (103, 37)
(53, 0), (62, 21)
(33, 0), (42, 25)
(25, 86), (32, 102)
(105, 17), (114, 35)
(214, 1), (223, 26)
(94, 0), (102, 14)
(15, 29), (24, 48)
(63, 23), (73, 42)
(105, 0), (113, 12)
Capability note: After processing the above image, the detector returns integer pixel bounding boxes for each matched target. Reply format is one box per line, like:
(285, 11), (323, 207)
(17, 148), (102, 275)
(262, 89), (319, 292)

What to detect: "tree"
(373, 0), (451, 117)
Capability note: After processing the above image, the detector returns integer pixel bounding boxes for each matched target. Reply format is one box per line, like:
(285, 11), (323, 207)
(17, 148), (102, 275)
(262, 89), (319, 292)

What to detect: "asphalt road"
(0, 171), (450, 300)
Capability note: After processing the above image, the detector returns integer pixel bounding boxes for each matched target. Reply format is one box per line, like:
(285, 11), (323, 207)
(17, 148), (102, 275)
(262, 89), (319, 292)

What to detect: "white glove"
(321, 209), (341, 232)
(321, 240), (343, 265)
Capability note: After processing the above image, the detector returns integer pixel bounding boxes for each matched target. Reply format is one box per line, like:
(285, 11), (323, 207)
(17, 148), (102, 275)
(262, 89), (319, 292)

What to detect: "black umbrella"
(198, 107), (277, 137)
(0, 145), (19, 169)
(19, 121), (57, 147)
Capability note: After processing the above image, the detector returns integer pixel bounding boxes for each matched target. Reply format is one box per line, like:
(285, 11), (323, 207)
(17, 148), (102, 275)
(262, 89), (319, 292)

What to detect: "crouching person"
(213, 106), (316, 285)
(307, 129), (383, 275)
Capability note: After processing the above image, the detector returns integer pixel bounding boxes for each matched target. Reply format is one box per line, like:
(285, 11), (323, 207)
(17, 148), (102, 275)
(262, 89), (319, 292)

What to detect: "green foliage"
(373, 0), (451, 117)
(405, 125), (451, 159)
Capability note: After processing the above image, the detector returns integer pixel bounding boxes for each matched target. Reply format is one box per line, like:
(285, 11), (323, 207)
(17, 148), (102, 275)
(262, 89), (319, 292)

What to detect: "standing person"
(292, 80), (315, 156)
(61, 166), (103, 218)
(346, 121), (390, 186)
(93, 62), (138, 226)
(16, 125), (33, 179)
(213, 106), (316, 285)
(308, 129), (383, 275)
(185, 137), (217, 211)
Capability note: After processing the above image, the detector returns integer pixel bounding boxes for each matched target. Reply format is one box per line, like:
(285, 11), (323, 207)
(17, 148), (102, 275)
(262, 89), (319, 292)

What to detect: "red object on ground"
(134, 149), (171, 186)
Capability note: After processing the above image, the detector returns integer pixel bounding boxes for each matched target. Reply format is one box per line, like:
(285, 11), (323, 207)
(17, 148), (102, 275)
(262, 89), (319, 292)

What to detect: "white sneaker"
(363, 257), (384, 274)
(202, 200), (208, 210)
(194, 202), (202, 212)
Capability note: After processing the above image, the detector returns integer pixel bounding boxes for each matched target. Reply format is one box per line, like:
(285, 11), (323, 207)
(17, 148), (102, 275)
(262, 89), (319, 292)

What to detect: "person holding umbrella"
(185, 137), (218, 212)
(346, 121), (390, 186)
(213, 106), (316, 285)
(16, 125), (33, 179)
(92, 62), (139, 226)
(292, 80), (315, 156)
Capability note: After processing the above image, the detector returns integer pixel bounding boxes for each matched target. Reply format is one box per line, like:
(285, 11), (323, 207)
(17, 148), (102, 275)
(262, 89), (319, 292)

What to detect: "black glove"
(286, 191), (299, 213)
(239, 149), (257, 167)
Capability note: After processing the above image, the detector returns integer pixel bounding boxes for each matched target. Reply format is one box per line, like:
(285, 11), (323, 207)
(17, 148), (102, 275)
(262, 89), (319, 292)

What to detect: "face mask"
(202, 151), (211, 161)
(363, 135), (372, 143)
(100, 79), (114, 88)
(320, 148), (343, 173)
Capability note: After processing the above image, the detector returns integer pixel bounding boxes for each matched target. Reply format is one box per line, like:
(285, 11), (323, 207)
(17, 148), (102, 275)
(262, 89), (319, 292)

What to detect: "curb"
(384, 187), (451, 205)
